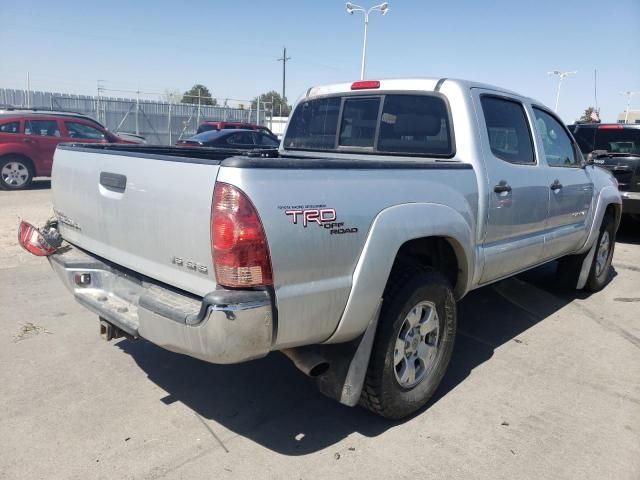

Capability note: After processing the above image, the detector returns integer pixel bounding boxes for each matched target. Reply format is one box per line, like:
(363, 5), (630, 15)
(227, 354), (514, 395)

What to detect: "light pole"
(621, 91), (639, 124)
(548, 70), (577, 112)
(346, 2), (389, 80)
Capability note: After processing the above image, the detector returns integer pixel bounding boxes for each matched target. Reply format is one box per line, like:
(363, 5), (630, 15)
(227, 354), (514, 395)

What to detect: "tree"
(578, 106), (599, 123)
(160, 88), (181, 103)
(251, 90), (290, 116)
(181, 84), (217, 106)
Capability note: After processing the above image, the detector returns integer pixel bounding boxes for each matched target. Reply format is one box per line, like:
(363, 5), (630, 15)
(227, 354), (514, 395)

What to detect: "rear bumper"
(49, 245), (274, 364)
(620, 191), (640, 215)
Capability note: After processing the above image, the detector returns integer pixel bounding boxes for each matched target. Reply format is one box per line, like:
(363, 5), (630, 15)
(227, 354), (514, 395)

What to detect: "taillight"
(18, 221), (57, 256)
(212, 183), (273, 288)
(351, 80), (380, 90)
(598, 125), (624, 129)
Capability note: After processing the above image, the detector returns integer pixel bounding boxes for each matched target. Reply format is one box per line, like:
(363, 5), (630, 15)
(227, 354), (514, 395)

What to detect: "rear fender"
(324, 202), (474, 344)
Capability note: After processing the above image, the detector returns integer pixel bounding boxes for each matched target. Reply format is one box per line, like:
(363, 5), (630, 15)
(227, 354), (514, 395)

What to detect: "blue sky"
(1, 0), (639, 122)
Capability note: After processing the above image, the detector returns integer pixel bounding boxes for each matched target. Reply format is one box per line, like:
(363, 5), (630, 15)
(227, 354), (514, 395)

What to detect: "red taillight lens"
(598, 125), (623, 129)
(351, 80), (380, 90)
(18, 221), (57, 256)
(212, 183), (273, 288)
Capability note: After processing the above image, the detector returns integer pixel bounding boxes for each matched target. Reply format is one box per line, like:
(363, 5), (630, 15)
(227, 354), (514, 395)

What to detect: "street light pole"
(346, 2), (389, 80)
(621, 91), (639, 124)
(548, 70), (577, 112)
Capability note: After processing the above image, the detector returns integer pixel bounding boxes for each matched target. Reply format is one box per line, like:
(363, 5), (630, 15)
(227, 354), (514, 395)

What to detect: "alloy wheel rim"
(1, 162), (29, 187)
(393, 300), (440, 388)
(594, 230), (610, 278)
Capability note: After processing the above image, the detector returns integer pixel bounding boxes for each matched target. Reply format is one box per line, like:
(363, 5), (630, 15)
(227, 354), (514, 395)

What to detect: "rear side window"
(285, 94), (453, 156)
(481, 96), (534, 164)
(25, 119), (60, 137)
(0, 121), (20, 133)
(285, 97), (341, 150)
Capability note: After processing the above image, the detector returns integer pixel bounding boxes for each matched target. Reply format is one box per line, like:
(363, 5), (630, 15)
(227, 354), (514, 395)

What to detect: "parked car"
(0, 111), (139, 190)
(20, 78), (621, 419)
(176, 128), (279, 149)
(196, 120), (274, 136)
(568, 123), (640, 220)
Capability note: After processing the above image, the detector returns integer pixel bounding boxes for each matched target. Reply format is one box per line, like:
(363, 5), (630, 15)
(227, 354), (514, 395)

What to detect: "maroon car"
(0, 111), (135, 190)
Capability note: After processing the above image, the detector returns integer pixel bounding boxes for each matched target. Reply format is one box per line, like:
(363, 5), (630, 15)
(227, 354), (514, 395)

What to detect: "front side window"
(24, 119), (60, 137)
(0, 121), (20, 134)
(481, 96), (534, 164)
(338, 97), (380, 147)
(533, 108), (578, 167)
(65, 122), (105, 140)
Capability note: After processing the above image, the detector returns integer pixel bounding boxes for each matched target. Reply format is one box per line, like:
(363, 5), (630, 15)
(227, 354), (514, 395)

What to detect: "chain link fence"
(0, 88), (275, 145)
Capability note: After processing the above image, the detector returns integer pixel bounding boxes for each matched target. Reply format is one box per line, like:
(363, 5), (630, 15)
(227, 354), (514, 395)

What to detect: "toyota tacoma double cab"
(20, 78), (621, 419)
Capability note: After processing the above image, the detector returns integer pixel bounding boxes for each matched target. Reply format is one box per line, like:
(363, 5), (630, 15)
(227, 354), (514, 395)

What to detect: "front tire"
(360, 266), (456, 419)
(0, 156), (34, 190)
(585, 214), (616, 292)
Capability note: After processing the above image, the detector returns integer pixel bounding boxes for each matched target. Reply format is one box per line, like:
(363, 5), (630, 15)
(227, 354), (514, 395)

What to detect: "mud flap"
(316, 300), (382, 407)
(576, 239), (598, 290)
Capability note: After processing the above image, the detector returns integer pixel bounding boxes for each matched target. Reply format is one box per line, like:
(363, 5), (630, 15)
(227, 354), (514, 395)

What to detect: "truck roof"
(302, 77), (540, 105)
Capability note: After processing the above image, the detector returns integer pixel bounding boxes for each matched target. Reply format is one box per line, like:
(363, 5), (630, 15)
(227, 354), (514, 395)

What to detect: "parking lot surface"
(1, 181), (639, 480)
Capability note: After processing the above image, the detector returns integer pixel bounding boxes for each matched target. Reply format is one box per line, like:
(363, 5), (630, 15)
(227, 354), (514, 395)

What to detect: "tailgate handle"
(100, 172), (127, 193)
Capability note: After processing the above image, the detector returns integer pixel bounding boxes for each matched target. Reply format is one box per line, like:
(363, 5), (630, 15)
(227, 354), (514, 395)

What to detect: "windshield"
(284, 93), (453, 157)
(571, 126), (640, 155)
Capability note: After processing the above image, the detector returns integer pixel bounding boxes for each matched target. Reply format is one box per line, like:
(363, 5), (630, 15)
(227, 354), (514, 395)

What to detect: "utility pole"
(277, 47), (291, 110)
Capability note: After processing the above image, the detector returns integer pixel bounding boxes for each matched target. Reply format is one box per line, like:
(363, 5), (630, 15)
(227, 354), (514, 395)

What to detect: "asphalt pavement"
(1, 180), (639, 480)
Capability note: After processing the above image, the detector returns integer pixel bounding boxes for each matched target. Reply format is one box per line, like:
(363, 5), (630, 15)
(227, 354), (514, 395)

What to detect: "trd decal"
(285, 208), (336, 227)
(279, 205), (358, 235)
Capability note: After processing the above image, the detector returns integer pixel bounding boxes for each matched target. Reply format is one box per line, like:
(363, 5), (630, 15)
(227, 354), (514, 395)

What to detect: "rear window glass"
(378, 95), (452, 155)
(284, 94), (453, 156)
(339, 97), (380, 147)
(285, 97), (340, 150)
(570, 126), (640, 154)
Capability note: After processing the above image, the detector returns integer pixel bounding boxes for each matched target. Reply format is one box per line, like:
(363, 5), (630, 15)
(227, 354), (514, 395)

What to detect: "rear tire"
(0, 156), (34, 190)
(360, 265), (456, 419)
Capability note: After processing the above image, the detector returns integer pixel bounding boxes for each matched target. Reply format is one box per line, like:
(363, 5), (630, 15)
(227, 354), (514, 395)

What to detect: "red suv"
(0, 111), (134, 190)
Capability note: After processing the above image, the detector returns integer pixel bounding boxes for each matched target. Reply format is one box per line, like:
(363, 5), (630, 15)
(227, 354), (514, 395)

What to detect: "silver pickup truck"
(20, 78), (621, 419)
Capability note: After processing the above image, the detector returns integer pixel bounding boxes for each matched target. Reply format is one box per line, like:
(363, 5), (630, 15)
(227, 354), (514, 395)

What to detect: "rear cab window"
(284, 93), (454, 157)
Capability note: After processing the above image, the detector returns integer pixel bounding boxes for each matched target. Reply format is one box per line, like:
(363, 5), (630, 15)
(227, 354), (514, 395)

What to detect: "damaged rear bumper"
(48, 244), (274, 364)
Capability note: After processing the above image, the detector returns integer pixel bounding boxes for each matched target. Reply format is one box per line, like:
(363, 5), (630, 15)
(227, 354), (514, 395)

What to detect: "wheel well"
(390, 237), (462, 292)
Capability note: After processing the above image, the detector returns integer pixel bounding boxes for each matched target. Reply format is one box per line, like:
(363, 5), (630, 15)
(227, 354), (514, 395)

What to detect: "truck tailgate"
(51, 146), (220, 296)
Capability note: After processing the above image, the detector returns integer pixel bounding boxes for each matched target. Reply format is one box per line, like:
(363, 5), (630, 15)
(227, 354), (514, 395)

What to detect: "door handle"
(550, 180), (563, 191)
(22, 138), (35, 144)
(494, 182), (512, 193)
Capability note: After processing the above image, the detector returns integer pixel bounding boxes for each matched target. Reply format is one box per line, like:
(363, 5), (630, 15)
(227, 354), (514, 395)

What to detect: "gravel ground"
(1, 182), (639, 480)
